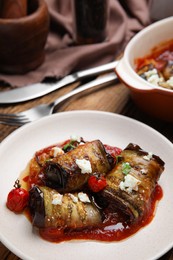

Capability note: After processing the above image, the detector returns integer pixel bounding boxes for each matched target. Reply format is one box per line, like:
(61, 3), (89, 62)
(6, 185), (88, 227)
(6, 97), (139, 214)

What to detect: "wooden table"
(0, 79), (173, 259)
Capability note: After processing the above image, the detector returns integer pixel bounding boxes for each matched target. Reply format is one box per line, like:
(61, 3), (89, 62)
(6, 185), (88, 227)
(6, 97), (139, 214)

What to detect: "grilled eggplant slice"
(42, 140), (112, 192)
(29, 186), (102, 229)
(101, 143), (165, 221)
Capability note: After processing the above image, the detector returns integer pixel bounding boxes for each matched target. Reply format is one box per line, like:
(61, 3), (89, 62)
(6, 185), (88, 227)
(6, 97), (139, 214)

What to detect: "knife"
(0, 60), (118, 104)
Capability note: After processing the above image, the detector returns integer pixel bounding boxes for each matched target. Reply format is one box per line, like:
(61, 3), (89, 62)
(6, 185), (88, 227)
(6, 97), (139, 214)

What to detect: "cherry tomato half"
(88, 175), (107, 192)
(6, 187), (29, 213)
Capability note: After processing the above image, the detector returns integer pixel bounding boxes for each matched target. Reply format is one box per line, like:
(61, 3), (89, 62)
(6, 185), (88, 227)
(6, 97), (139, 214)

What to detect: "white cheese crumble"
(52, 147), (64, 157)
(75, 159), (92, 174)
(148, 74), (163, 86)
(79, 142), (85, 146)
(144, 68), (158, 78)
(144, 69), (164, 86)
(68, 193), (78, 203)
(119, 175), (141, 193)
(78, 192), (90, 203)
(52, 193), (63, 205)
(143, 152), (153, 161)
(70, 134), (81, 142)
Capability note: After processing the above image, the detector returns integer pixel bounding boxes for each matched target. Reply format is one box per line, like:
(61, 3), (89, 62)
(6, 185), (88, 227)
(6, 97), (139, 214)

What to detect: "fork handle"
(50, 73), (118, 113)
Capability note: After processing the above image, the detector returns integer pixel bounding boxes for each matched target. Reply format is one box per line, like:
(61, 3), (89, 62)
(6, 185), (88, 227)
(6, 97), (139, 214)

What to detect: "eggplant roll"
(29, 186), (102, 229)
(41, 140), (113, 192)
(101, 143), (165, 221)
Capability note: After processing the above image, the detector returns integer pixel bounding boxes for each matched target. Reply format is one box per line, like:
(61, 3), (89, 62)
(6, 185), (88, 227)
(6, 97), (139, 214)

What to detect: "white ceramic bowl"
(115, 17), (173, 122)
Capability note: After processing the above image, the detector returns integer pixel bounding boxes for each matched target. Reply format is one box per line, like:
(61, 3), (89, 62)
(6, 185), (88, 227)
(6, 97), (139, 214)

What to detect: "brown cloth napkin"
(0, 0), (151, 88)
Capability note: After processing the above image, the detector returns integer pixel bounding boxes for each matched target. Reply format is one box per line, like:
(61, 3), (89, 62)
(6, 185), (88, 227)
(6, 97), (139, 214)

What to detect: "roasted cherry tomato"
(6, 180), (29, 213)
(88, 175), (107, 192)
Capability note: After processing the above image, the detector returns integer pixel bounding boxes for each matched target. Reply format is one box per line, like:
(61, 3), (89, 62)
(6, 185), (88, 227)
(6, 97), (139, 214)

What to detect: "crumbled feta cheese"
(68, 193), (78, 203)
(75, 159), (92, 174)
(166, 76), (173, 87)
(144, 68), (158, 78)
(52, 193), (63, 205)
(143, 152), (153, 161)
(79, 142), (85, 146)
(52, 147), (64, 157)
(70, 135), (81, 142)
(119, 175), (141, 193)
(148, 74), (164, 86)
(144, 69), (164, 86)
(78, 192), (90, 203)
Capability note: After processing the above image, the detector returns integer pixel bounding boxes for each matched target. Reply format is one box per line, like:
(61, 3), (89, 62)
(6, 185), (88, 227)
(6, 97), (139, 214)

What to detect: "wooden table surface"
(0, 78), (173, 259)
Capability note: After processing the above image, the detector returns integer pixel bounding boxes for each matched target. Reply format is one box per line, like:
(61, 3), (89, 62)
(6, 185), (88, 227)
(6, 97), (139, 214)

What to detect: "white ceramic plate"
(0, 111), (173, 260)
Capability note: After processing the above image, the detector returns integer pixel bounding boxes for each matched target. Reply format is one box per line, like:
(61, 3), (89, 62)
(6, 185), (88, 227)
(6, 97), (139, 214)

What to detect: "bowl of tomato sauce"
(115, 16), (173, 122)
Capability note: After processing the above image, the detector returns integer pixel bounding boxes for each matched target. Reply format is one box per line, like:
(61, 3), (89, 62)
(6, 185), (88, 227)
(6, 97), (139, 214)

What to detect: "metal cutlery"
(0, 72), (118, 126)
(0, 60), (118, 104)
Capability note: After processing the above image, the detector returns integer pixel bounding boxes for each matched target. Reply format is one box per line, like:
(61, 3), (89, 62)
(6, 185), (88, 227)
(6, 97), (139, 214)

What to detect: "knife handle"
(0, 60), (119, 104)
(76, 60), (119, 80)
(0, 0), (27, 18)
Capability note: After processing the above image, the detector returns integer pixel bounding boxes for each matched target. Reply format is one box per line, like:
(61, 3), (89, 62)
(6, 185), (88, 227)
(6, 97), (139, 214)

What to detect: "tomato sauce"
(135, 39), (173, 71)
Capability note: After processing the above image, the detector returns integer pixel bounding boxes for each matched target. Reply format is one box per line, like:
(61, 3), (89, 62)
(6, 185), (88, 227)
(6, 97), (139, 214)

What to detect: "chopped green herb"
(122, 162), (131, 175)
(63, 141), (76, 152)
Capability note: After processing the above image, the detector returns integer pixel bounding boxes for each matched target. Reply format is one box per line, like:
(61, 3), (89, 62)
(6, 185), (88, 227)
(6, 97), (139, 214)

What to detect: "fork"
(0, 73), (118, 126)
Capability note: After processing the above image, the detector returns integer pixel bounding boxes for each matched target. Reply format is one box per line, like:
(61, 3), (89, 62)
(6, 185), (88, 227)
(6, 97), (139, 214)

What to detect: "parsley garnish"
(122, 162), (131, 175)
(63, 141), (76, 152)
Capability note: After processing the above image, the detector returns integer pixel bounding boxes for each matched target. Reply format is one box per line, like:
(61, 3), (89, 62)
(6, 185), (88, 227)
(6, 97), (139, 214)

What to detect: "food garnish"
(122, 162), (131, 175)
